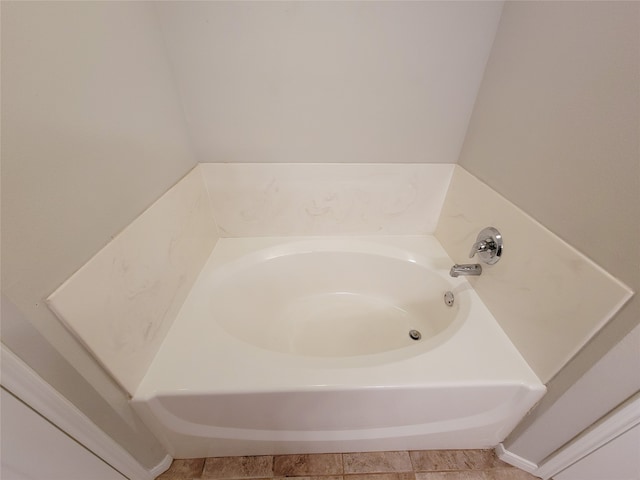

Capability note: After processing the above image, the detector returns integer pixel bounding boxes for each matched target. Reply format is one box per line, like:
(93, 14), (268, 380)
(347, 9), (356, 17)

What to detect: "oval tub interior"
(209, 249), (459, 357)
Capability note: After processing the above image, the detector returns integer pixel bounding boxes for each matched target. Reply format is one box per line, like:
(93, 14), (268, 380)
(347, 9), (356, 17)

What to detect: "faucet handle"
(468, 227), (503, 265)
(469, 238), (494, 258)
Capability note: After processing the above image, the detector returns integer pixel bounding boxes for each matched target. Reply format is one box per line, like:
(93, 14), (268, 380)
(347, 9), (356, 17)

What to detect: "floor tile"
(273, 454), (343, 476)
(344, 452), (413, 474)
(158, 458), (206, 479)
(273, 477), (343, 480)
(346, 472), (416, 480)
(415, 472), (489, 480)
(489, 458), (513, 470)
(484, 468), (540, 480)
(410, 451), (497, 472)
(202, 456), (273, 479)
(164, 450), (536, 480)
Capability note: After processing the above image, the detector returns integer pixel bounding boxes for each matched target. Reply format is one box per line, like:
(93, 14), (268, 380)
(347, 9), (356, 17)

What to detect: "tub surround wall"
(45, 164), (454, 395)
(200, 164), (454, 236)
(46, 162), (632, 396)
(435, 167), (633, 383)
(47, 167), (219, 395)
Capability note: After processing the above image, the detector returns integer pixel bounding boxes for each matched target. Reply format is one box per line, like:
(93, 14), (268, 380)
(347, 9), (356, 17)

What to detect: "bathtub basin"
(132, 236), (545, 458)
(206, 243), (458, 358)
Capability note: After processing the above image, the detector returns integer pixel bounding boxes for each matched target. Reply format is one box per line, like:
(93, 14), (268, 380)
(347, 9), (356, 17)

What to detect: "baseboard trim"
(495, 444), (539, 474)
(1, 345), (168, 480)
(149, 454), (173, 478)
(535, 393), (640, 479)
(497, 393), (640, 480)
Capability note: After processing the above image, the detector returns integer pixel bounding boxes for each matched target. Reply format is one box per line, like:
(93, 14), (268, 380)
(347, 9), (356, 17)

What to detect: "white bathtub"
(132, 236), (545, 458)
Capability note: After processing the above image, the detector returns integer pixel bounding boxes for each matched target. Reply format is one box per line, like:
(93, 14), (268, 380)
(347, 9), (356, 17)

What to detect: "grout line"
(198, 457), (206, 478)
(408, 451), (416, 473)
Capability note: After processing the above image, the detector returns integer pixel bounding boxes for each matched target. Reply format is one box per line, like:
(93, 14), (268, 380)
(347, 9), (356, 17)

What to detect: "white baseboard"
(495, 443), (539, 474)
(1, 345), (170, 480)
(497, 393), (640, 480)
(149, 454), (173, 478)
(535, 394), (640, 479)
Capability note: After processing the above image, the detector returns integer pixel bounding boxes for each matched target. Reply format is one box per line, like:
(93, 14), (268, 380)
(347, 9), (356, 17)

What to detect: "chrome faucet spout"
(449, 263), (482, 277)
(449, 227), (503, 277)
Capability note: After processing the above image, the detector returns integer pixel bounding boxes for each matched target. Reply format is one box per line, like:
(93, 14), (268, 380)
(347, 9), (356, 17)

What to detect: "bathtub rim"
(134, 235), (544, 400)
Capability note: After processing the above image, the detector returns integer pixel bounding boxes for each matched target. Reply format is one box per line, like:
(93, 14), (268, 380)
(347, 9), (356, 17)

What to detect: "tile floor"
(157, 450), (540, 480)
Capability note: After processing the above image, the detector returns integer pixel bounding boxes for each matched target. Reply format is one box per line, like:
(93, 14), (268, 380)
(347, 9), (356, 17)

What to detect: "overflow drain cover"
(409, 330), (422, 341)
(444, 291), (454, 306)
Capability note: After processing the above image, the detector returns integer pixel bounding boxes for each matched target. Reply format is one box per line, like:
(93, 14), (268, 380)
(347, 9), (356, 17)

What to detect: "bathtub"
(132, 236), (545, 458)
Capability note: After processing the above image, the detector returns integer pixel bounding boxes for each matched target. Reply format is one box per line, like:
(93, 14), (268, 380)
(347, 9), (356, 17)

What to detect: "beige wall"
(154, 1), (503, 164)
(1, 1), (197, 466)
(458, 1), (639, 462)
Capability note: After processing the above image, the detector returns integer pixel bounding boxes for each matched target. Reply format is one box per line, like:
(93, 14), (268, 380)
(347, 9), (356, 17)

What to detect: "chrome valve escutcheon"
(468, 227), (503, 265)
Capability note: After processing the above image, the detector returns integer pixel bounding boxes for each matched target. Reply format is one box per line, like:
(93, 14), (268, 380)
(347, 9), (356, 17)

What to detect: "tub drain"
(409, 329), (422, 341)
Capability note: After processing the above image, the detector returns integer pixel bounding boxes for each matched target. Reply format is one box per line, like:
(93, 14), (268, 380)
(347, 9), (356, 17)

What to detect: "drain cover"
(409, 329), (422, 340)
